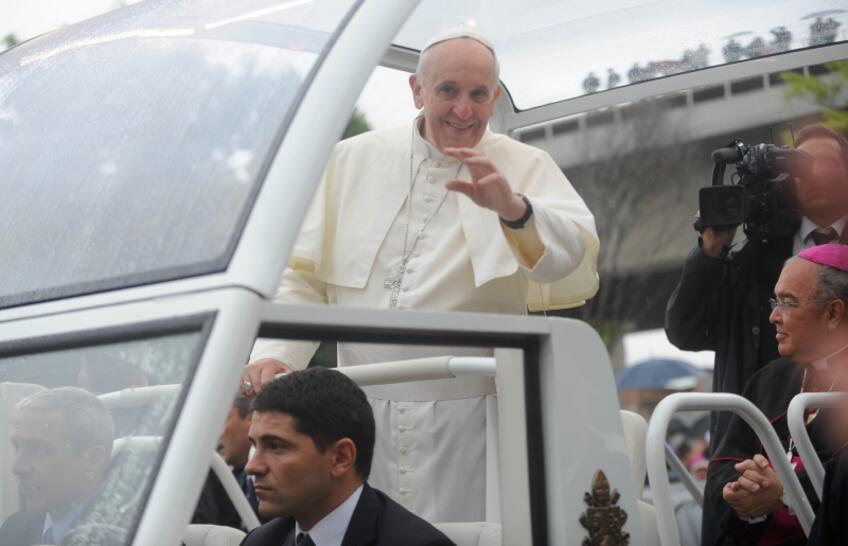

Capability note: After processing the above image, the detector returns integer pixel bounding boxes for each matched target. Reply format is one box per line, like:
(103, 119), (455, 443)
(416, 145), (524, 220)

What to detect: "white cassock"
(251, 118), (599, 523)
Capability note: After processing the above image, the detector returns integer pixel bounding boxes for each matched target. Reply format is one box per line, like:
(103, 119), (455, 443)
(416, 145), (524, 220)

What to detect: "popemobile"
(0, 1), (846, 544)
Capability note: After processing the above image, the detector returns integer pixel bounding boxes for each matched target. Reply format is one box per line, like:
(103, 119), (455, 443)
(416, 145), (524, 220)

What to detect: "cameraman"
(665, 125), (848, 441)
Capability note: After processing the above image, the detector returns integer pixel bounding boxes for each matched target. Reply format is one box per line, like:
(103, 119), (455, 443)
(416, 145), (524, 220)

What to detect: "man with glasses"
(702, 244), (848, 546)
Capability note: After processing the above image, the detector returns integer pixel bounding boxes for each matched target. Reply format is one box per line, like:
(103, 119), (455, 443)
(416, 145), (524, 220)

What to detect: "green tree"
(3, 33), (19, 50)
(782, 61), (848, 133)
(342, 108), (371, 139)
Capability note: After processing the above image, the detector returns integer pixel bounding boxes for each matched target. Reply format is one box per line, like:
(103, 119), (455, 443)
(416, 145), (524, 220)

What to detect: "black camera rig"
(696, 140), (809, 243)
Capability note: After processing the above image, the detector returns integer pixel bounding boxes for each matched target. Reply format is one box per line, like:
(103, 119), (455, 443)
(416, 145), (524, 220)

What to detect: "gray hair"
(814, 263), (848, 304)
(17, 386), (114, 455)
(415, 28), (500, 86)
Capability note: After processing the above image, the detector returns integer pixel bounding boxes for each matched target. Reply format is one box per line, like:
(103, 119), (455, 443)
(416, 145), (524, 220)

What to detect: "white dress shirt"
(295, 485), (363, 546)
(792, 216), (848, 254)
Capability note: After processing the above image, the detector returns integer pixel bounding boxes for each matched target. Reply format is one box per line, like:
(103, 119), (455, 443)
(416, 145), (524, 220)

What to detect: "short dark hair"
(233, 394), (252, 419)
(796, 124), (848, 165)
(251, 368), (375, 479)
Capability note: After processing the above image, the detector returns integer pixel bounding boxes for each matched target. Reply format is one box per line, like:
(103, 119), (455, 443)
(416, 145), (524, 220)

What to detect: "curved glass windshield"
(0, 320), (208, 545)
(0, 0), (358, 310)
(395, 0), (848, 109)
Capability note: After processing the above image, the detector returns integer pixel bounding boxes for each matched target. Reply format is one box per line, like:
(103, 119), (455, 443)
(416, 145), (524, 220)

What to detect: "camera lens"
(719, 193), (743, 220)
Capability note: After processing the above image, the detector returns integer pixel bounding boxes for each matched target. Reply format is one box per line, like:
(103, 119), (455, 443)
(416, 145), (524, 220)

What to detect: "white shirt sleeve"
(249, 262), (326, 371)
(503, 197), (587, 284)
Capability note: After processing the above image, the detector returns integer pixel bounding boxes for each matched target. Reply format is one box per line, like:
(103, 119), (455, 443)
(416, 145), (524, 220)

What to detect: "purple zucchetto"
(798, 244), (848, 272)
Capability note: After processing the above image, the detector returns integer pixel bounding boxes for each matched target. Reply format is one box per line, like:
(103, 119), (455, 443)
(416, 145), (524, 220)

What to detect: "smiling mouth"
(445, 120), (475, 130)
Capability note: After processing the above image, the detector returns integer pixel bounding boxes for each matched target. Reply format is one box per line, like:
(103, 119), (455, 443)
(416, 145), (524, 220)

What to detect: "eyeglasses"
(769, 298), (800, 312)
(769, 297), (838, 312)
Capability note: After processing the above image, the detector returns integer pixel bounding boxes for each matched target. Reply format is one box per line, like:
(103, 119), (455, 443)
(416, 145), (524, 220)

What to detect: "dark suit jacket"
(240, 483), (455, 546)
(665, 237), (792, 447)
(0, 510), (46, 546)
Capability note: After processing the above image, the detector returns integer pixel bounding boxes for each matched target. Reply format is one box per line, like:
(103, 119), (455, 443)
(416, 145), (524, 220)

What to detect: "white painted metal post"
(646, 393), (814, 546)
(787, 392), (846, 500)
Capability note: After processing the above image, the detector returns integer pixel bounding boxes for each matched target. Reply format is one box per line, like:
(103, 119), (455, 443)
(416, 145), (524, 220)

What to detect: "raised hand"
(443, 147), (527, 221)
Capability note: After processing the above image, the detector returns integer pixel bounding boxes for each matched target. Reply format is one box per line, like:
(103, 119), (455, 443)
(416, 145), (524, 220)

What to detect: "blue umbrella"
(616, 358), (704, 391)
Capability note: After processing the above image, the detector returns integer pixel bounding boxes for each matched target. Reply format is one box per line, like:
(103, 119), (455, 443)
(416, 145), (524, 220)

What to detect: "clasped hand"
(722, 454), (784, 520)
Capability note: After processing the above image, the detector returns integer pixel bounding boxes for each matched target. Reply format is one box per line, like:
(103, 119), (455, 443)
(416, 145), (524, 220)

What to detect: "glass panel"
(395, 0), (848, 109)
(0, 325), (206, 545)
(0, 0), (358, 309)
(356, 66), (420, 130)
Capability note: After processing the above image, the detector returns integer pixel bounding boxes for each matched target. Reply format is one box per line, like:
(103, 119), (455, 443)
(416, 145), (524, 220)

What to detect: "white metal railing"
(110, 435), (261, 531)
(647, 393), (815, 546)
(209, 450), (261, 530)
(664, 443), (704, 507)
(98, 384), (180, 408)
(787, 392), (846, 501)
(335, 356), (496, 386)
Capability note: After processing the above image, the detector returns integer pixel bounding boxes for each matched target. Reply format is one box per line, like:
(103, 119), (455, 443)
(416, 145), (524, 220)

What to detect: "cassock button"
(752, 327), (760, 335)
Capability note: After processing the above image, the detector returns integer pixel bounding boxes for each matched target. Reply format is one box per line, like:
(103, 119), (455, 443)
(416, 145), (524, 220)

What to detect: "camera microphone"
(711, 147), (743, 164)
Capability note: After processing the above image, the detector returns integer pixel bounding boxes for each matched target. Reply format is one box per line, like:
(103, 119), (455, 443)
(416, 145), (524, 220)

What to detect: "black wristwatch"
(499, 194), (533, 230)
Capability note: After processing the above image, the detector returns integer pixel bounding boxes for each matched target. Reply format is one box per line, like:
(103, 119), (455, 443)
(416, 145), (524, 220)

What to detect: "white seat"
(183, 524), (246, 546)
(434, 522), (501, 546)
(0, 382), (46, 522)
(620, 410), (660, 546)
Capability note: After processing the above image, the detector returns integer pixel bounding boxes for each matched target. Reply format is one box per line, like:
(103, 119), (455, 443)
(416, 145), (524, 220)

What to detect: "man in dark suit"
(240, 367), (454, 546)
(0, 387), (114, 545)
(193, 394), (264, 530)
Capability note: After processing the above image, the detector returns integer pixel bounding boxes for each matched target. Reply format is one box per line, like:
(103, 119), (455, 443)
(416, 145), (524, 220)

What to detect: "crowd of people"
(581, 16), (844, 94)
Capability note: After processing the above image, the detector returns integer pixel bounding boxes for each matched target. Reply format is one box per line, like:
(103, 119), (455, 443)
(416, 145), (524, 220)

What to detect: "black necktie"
(296, 533), (316, 546)
(810, 227), (838, 246)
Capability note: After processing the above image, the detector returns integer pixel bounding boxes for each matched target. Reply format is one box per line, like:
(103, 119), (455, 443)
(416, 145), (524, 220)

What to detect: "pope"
(243, 27), (599, 522)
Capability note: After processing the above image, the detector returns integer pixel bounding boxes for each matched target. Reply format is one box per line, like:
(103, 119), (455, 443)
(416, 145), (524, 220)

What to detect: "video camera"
(696, 140), (809, 243)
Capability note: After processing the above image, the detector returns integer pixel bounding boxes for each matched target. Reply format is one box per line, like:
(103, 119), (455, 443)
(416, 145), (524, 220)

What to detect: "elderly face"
(795, 136), (848, 221)
(11, 409), (106, 514)
(770, 259), (844, 363)
(409, 38), (501, 152)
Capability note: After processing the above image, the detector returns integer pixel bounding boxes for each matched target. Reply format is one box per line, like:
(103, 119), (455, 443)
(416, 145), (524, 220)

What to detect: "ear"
(409, 73), (424, 110)
(493, 84), (502, 102)
(328, 438), (357, 479)
(826, 300), (846, 330)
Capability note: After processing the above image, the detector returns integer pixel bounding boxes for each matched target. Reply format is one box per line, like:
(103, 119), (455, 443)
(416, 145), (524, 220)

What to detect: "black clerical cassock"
(702, 358), (840, 546)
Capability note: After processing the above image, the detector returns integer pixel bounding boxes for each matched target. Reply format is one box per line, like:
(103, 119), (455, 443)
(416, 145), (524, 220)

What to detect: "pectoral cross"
(384, 259), (408, 308)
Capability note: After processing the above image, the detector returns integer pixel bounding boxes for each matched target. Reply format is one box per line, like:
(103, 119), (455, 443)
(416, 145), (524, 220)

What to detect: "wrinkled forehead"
(12, 408), (67, 443)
